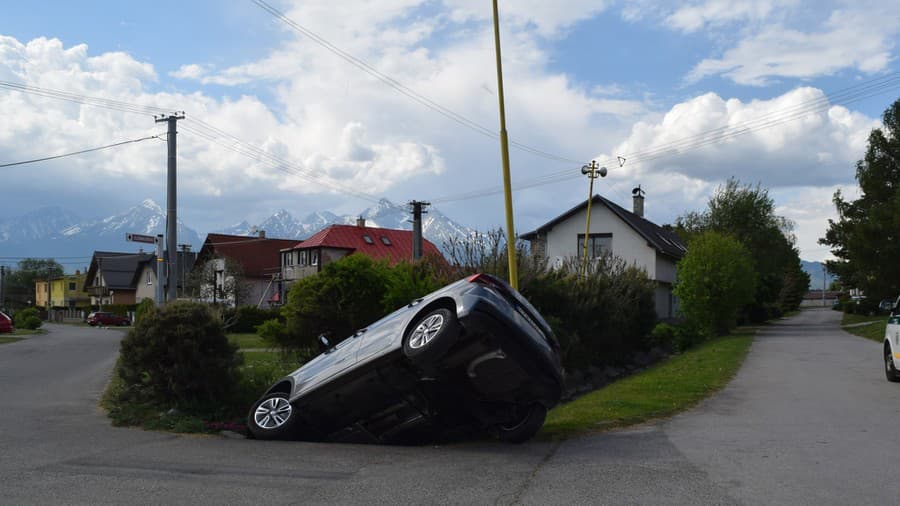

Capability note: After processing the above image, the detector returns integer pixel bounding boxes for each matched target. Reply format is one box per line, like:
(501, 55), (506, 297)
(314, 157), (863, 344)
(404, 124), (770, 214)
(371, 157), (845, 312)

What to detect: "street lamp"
(580, 161), (607, 277)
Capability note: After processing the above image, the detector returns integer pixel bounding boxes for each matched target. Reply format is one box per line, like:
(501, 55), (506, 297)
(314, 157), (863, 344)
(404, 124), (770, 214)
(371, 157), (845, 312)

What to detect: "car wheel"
(885, 347), (900, 382)
(248, 392), (299, 440)
(403, 308), (459, 365)
(497, 404), (547, 444)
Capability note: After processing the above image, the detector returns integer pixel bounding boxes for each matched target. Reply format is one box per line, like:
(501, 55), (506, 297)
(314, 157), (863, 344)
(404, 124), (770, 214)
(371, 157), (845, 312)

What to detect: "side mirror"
(318, 334), (331, 353)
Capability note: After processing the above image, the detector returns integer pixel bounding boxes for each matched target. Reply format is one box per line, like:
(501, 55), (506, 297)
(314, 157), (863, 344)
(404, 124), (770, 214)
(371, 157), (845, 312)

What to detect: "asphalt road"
(1, 309), (897, 505)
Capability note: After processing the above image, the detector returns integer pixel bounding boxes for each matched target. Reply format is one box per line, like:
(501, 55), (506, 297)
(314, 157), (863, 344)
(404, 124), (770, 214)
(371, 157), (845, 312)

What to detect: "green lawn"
(228, 333), (269, 349)
(0, 336), (24, 345)
(841, 313), (887, 326)
(541, 329), (755, 439)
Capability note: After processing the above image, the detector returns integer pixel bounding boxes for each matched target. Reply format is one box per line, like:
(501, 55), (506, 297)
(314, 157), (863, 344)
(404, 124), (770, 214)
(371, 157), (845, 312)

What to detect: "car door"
(290, 334), (363, 397)
(355, 300), (420, 365)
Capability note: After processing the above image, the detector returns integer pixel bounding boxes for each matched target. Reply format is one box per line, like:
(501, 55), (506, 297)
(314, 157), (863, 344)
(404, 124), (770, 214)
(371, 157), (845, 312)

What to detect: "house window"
(363, 235), (374, 244)
(577, 233), (612, 259)
(69, 282), (76, 291)
(380, 236), (392, 246)
(299, 250), (307, 266)
(285, 251), (294, 267)
(146, 271), (153, 286)
(311, 250), (319, 266)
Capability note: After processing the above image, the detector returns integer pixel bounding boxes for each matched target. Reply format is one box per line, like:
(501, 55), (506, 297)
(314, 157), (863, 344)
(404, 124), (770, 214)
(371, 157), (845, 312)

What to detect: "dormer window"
(363, 235), (374, 245)
(380, 236), (392, 246)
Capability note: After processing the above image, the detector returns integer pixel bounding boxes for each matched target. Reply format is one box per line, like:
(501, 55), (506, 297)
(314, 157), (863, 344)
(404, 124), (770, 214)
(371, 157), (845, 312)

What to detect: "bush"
(518, 255), (657, 370)
(134, 298), (156, 325)
(14, 307), (42, 329)
(223, 305), (282, 333)
(279, 254), (392, 351)
(116, 301), (242, 406)
(674, 231), (757, 335)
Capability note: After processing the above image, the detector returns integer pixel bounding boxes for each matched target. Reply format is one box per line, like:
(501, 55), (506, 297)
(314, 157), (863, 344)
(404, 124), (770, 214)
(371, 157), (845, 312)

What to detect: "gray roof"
(86, 251), (154, 290)
(520, 195), (687, 260)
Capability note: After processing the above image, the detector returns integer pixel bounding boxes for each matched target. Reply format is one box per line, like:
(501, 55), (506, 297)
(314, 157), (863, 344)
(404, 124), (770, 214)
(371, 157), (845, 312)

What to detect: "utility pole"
(491, 0), (518, 290)
(408, 201), (430, 260)
(178, 243), (191, 299)
(580, 160), (607, 278)
(155, 112), (185, 302)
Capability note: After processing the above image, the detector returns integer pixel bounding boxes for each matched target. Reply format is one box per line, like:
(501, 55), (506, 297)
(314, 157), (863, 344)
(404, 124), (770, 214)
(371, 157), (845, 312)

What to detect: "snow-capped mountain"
(60, 199), (200, 245)
(223, 199), (476, 251)
(0, 199), (202, 268)
(221, 209), (340, 240)
(0, 198), (473, 270)
(0, 206), (80, 242)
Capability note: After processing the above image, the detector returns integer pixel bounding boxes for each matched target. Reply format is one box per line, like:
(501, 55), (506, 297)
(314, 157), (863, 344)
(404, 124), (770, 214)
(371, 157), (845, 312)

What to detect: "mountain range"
(0, 198), (474, 271)
(0, 200), (834, 291)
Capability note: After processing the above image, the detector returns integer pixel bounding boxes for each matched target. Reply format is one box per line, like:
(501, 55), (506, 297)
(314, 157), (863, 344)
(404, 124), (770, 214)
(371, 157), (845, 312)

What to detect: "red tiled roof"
(198, 233), (297, 278)
(293, 225), (443, 265)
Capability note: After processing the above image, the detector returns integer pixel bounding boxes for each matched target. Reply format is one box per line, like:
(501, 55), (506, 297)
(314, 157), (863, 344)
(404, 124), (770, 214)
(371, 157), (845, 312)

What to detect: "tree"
(674, 231), (757, 336)
(676, 178), (803, 315)
(820, 98), (900, 299)
(186, 256), (250, 307)
(5, 258), (64, 308)
(280, 254), (392, 351)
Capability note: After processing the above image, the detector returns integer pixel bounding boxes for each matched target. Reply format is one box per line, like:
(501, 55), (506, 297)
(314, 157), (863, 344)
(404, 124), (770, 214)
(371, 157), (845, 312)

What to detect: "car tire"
(497, 404), (547, 444)
(403, 308), (459, 365)
(248, 392), (300, 440)
(885, 347), (900, 382)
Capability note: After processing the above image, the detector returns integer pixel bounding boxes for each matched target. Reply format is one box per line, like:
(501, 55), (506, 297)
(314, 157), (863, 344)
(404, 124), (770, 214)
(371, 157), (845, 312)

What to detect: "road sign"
(126, 233), (157, 244)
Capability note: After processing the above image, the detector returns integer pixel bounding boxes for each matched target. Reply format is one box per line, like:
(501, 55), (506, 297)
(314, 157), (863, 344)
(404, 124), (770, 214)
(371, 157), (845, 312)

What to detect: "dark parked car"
(248, 273), (564, 444)
(0, 312), (13, 334)
(86, 311), (131, 326)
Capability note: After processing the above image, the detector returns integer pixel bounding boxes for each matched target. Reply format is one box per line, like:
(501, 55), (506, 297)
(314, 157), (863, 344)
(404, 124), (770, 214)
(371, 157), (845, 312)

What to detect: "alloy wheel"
(408, 313), (444, 349)
(253, 396), (293, 429)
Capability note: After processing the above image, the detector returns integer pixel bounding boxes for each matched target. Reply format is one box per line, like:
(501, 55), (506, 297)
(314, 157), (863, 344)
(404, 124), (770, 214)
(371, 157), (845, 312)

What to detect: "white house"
(520, 191), (686, 319)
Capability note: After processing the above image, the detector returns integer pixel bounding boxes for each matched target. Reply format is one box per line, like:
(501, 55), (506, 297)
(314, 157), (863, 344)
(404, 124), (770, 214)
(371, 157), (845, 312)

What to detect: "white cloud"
(665, 0), (787, 33)
(682, 3), (899, 85)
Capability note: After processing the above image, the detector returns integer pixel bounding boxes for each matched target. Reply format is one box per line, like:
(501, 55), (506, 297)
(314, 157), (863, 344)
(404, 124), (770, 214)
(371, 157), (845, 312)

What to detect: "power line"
(250, 0), (583, 165)
(0, 135), (162, 168)
(429, 73), (900, 204)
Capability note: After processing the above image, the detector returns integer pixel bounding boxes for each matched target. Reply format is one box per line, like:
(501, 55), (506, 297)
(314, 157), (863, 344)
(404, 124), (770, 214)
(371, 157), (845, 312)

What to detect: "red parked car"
(86, 312), (131, 327)
(0, 312), (13, 334)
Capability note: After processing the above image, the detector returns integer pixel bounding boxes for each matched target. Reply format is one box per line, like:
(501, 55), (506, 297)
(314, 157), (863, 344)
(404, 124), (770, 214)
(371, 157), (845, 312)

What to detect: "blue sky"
(1, 0), (899, 261)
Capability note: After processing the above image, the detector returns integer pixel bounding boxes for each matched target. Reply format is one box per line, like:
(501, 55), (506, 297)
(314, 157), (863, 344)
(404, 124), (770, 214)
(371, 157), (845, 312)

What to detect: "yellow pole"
(491, 0), (518, 290)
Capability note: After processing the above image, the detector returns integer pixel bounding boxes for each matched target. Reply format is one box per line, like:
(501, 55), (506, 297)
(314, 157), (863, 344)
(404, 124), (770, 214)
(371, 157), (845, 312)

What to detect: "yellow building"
(51, 271), (90, 308)
(35, 271), (90, 309)
(35, 280), (51, 308)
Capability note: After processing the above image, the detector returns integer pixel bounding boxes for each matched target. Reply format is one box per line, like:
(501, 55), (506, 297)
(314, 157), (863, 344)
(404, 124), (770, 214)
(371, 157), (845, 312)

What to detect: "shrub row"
(266, 249), (657, 373)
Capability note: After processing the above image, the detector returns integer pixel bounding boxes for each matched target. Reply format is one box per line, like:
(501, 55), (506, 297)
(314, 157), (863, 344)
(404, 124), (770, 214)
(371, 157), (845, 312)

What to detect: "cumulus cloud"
(0, 0), (889, 262)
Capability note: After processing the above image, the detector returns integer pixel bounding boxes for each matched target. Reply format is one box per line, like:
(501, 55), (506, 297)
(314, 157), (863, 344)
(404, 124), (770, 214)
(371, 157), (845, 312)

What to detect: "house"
(520, 191), (686, 319)
(84, 251), (156, 306)
(133, 250), (198, 303)
(193, 232), (296, 308)
(49, 271), (90, 309)
(35, 279), (50, 308)
(280, 219), (444, 298)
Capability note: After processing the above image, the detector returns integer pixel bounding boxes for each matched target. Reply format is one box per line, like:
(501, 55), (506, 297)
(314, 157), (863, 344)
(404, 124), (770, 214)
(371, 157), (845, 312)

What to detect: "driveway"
(0, 310), (896, 505)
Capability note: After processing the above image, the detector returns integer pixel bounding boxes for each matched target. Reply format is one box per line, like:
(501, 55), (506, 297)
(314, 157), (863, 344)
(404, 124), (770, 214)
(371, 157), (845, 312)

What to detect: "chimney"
(356, 216), (366, 228)
(258, 230), (266, 239)
(632, 185), (645, 218)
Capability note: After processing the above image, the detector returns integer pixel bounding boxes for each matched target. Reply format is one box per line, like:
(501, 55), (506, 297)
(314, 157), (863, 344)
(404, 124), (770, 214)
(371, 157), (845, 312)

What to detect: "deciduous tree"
(820, 98), (900, 299)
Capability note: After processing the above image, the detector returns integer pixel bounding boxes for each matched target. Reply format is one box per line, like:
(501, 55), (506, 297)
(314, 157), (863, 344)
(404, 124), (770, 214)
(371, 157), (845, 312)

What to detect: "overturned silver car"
(248, 273), (564, 444)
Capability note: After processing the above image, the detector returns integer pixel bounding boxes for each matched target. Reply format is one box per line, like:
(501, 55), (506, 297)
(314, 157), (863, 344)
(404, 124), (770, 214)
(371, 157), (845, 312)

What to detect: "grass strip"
(843, 319), (886, 342)
(0, 336), (24, 345)
(541, 330), (755, 439)
(228, 333), (269, 349)
(841, 313), (886, 326)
